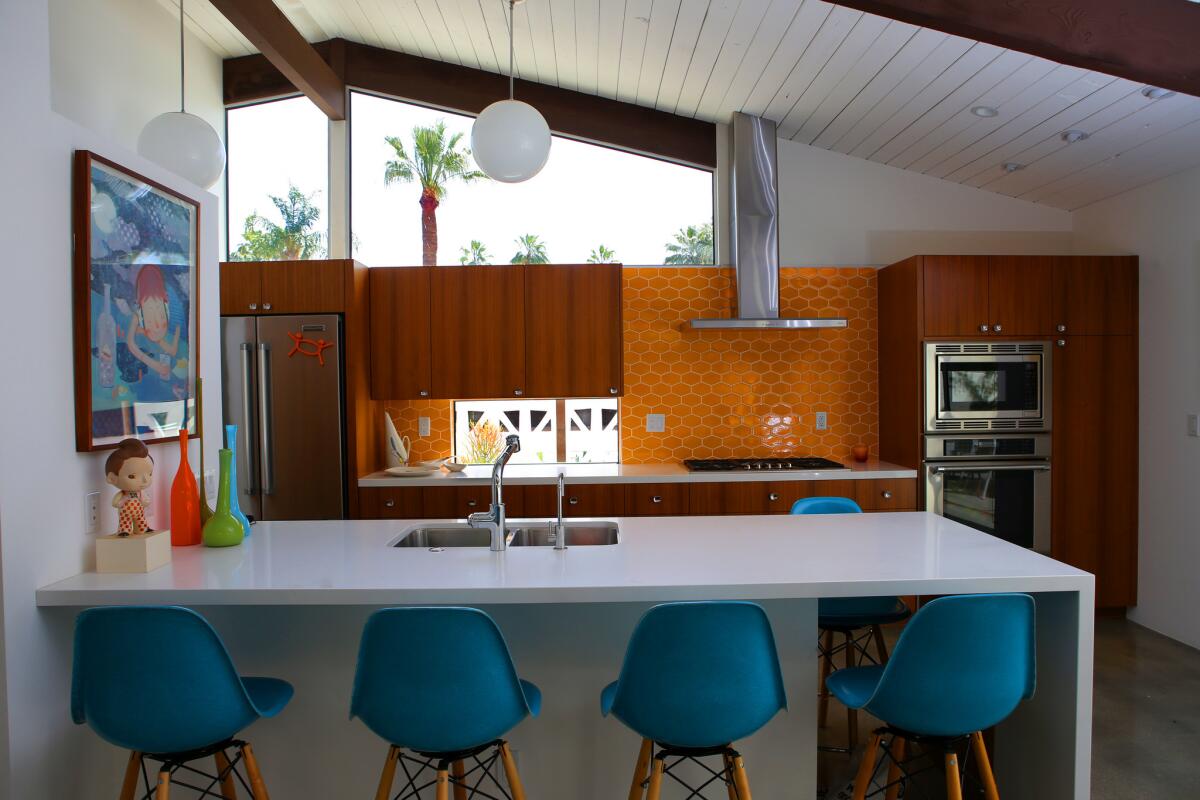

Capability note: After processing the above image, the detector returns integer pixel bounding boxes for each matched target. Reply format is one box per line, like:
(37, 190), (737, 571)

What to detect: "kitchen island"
(39, 512), (1092, 799)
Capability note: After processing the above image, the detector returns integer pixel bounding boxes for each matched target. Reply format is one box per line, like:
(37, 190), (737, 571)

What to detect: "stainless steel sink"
(391, 520), (619, 549)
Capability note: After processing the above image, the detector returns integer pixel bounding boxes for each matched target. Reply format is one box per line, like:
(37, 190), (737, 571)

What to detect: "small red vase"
(170, 429), (202, 546)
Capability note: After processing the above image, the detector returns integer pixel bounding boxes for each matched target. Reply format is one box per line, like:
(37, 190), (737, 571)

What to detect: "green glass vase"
(203, 449), (245, 548)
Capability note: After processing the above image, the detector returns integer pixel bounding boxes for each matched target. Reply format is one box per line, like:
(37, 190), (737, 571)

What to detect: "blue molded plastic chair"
(601, 601), (787, 800)
(791, 496), (911, 751)
(829, 593), (1035, 800)
(351, 607), (540, 799)
(72, 606), (292, 798)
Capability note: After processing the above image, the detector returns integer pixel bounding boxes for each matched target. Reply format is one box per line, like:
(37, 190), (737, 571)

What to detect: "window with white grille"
(453, 399), (619, 465)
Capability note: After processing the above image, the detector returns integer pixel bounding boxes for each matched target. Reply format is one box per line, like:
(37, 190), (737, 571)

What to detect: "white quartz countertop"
(37, 512), (1089, 606)
(358, 460), (917, 488)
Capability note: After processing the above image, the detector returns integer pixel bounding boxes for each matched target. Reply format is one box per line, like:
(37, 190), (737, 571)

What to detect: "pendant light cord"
(179, 0), (186, 113)
(508, 0), (515, 100)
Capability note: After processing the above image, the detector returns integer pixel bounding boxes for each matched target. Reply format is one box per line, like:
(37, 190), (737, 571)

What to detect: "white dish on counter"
(384, 466), (438, 478)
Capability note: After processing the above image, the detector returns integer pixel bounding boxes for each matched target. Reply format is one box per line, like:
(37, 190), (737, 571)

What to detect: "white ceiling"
(165, 0), (1200, 211)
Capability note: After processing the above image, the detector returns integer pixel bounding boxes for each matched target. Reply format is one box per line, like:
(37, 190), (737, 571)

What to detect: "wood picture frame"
(72, 150), (201, 451)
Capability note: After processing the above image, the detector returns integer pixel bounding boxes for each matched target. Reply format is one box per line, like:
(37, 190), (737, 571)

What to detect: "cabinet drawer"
(765, 481), (814, 513)
(626, 483), (690, 516)
(422, 485), (496, 519)
(524, 483), (626, 517)
(856, 478), (917, 511)
(689, 482), (771, 515)
(358, 487), (423, 519)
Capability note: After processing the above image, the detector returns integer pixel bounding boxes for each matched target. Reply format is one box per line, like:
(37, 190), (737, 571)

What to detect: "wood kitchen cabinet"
(523, 483), (627, 517)
(625, 483), (690, 516)
(922, 255), (1053, 337)
(369, 267), (433, 399)
(430, 265), (527, 400)
(524, 263), (623, 398)
(421, 485), (500, 519)
(1052, 335), (1138, 607)
(922, 256), (990, 336)
(988, 256), (1053, 336)
(219, 259), (347, 315)
(855, 478), (918, 511)
(1053, 256), (1138, 335)
(689, 482), (771, 515)
(359, 487), (423, 519)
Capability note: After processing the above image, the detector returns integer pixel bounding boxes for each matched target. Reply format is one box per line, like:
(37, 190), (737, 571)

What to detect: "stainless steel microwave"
(924, 342), (1052, 433)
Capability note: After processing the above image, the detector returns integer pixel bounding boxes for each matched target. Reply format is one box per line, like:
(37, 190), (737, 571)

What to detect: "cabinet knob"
(467, 499), (477, 508)
(569, 496), (579, 505)
(979, 324), (989, 333)
(609, 387), (619, 395)
(993, 324), (1003, 333)
(383, 499), (395, 508)
(249, 303), (258, 310)
(514, 389), (524, 396)
(1057, 324), (1067, 333)
(881, 490), (893, 500)
(419, 390), (429, 397)
(263, 302), (272, 310)
(651, 495), (663, 504)
(768, 492), (780, 502)
(1057, 339), (1066, 347)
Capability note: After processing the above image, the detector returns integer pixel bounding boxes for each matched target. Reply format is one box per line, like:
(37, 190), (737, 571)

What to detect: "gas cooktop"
(683, 457), (847, 472)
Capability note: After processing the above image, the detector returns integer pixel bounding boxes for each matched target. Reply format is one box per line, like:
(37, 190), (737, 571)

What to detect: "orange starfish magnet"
(287, 330), (334, 366)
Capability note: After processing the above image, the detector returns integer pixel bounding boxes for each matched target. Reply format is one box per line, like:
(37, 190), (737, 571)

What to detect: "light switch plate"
(1188, 414), (1198, 438)
(646, 413), (665, 433)
(84, 492), (100, 534)
(203, 469), (216, 499)
(419, 416), (431, 437)
(815, 411), (828, 431)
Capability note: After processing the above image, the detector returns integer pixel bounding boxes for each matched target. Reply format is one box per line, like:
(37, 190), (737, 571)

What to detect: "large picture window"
(226, 96), (329, 261)
(350, 91), (714, 267)
(454, 399), (619, 465)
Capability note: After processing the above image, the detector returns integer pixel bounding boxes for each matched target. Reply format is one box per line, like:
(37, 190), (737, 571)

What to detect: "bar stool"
(829, 593), (1036, 800)
(790, 496), (911, 751)
(72, 606), (293, 799)
(601, 601), (787, 799)
(351, 607), (540, 800)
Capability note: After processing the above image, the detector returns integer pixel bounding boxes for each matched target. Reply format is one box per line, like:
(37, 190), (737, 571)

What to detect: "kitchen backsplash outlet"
(646, 414), (666, 433)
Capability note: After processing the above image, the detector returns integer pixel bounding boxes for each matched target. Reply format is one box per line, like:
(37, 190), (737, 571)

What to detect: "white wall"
(773, 137), (1074, 266)
(0, 0), (223, 795)
(1073, 166), (1200, 650)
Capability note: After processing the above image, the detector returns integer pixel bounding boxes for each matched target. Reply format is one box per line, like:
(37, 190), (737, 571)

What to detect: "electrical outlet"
(84, 492), (100, 534)
(1188, 414), (1199, 438)
(419, 416), (431, 437)
(815, 411), (828, 431)
(646, 413), (666, 433)
(203, 469), (216, 499)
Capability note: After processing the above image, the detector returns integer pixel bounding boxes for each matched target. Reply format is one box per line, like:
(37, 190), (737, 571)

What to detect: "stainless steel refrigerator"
(220, 315), (345, 520)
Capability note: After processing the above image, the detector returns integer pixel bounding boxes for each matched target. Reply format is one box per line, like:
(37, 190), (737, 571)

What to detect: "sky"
(225, 93), (715, 266)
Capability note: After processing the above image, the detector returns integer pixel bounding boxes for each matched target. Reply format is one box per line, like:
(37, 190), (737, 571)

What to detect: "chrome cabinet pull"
(467, 499), (477, 508)
(263, 302), (272, 310)
(882, 490), (893, 500)
(1057, 324), (1066, 332)
(248, 303), (258, 311)
(609, 387), (619, 395)
(383, 499), (395, 509)
(768, 492), (780, 502)
(978, 324), (989, 332)
(419, 390), (429, 397)
(651, 495), (663, 504)
(569, 496), (580, 505)
(514, 389), (524, 396)
(993, 324), (1003, 332)
(1057, 339), (1066, 347)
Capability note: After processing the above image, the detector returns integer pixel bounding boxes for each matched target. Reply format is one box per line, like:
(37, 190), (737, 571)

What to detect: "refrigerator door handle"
(258, 342), (275, 496)
(239, 343), (259, 495)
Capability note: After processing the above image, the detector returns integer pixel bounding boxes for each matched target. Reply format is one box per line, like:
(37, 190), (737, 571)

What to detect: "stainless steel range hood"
(690, 113), (847, 330)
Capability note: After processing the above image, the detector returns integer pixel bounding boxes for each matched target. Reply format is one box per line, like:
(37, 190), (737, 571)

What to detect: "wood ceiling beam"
(826, 0), (1200, 98)
(207, 0), (345, 119)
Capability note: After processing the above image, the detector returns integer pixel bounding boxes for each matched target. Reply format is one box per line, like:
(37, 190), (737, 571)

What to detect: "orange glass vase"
(170, 429), (202, 546)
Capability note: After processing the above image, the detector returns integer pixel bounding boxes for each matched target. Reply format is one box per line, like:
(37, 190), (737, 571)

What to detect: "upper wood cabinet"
(1052, 256), (1138, 335)
(219, 260), (347, 315)
(524, 264), (623, 398)
(369, 267), (432, 399)
(430, 265), (528, 399)
(922, 256), (990, 336)
(922, 255), (1053, 337)
(988, 256), (1053, 336)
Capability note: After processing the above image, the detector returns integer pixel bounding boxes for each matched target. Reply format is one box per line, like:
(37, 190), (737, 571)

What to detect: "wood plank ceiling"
(164, 0), (1200, 211)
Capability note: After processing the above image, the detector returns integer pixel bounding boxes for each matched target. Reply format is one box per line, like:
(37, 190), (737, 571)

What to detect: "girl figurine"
(105, 438), (155, 536)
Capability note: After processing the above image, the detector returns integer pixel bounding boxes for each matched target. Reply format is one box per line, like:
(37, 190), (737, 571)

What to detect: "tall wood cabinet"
(879, 254), (1138, 607)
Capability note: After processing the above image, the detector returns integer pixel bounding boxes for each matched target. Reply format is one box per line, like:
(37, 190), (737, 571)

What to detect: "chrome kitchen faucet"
(468, 435), (521, 551)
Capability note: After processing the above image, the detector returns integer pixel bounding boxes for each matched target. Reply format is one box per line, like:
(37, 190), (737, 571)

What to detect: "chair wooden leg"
(730, 753), (752, 800)
(214, 750), (238, 800)
(721, 753), (738, 800)
(871, 625), (889, 664)
(120, 751), (142, 800)
(452, 759), (468, 800)
(628, 738), (653, 800)
(499, 742), (526, 800)
(645, 757), (665, 800)
(154, 768), (171, 800)
(944, 749), (963, 800)
(435, 769), (450, 800)
(241, 743), (270, 800)
(844, 631), (859, 748)
(374, 746), (399, 800)
(818, 629), (834, 728)
(971, 731), (1000, 800)
(884, 736), (905, 800)
(850, 733), (881, 800)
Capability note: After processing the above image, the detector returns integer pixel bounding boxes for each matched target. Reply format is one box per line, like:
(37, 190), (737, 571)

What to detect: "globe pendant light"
(138, 0), (226, 189)
(471, 0), (551, 183)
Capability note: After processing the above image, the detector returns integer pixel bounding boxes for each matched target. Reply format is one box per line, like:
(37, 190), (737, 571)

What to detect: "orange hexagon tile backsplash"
(383, 266), (878, 465)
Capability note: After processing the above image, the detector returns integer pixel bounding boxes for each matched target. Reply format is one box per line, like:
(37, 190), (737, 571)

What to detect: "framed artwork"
(73, 150), (200, 451)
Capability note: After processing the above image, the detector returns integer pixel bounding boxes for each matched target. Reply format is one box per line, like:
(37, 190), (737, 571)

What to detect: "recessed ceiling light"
(971, 105), (999, 118)
(1060, 129), (1090, 143)
(1002, 162), (1025, 173)
(1141, 86), (1176, 100)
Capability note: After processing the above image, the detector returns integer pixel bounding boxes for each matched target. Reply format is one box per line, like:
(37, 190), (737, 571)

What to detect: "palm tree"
(459, 240), (491, 265)
(587, 245), (617, 264)
(230, 184), (325, 261)
(510, 234), (549, 264)
(664, 222), (714, 265)
(383, 121), (487, 266)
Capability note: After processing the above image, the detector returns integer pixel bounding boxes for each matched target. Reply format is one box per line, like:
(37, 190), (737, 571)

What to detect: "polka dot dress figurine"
(106, 438), (155, 536)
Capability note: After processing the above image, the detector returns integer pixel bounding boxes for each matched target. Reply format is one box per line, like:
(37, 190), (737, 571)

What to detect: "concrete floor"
(816, 616), (1200, 798)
